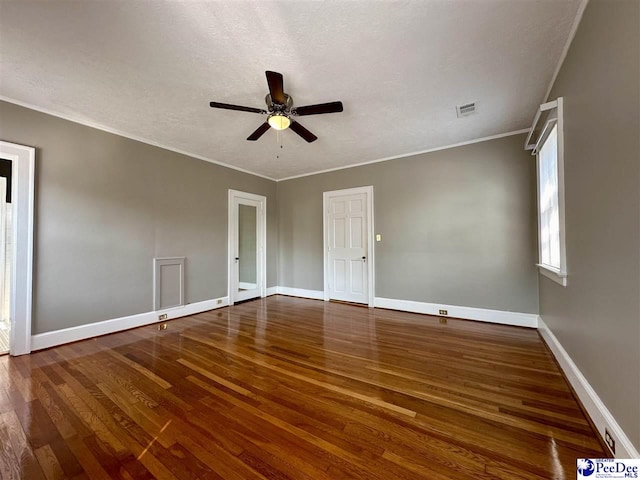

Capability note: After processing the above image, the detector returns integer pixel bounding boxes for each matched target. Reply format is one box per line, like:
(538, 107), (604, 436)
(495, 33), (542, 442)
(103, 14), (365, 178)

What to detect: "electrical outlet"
(439, 309), (448, 316)
(158, 323), (168, 331)
(158, 313), (168, 321)
(605, 428), (616, 454)
(217, 299), (223, 305)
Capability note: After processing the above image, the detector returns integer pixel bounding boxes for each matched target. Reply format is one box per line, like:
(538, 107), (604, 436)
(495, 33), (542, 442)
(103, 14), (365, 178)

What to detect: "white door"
(325, 187), (373, 305)
(228, 190), (266, 304)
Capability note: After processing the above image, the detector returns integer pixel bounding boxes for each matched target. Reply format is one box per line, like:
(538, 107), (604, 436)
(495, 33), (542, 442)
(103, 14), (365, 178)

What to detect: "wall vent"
(456, 102), (477, 118)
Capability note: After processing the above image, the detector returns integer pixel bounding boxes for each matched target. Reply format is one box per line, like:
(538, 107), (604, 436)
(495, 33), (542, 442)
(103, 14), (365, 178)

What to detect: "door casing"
(0, 141), (35, 356)
(228, 189), (266, 304)
(323, 186), (375, 307)
(0, 178), (6, 330)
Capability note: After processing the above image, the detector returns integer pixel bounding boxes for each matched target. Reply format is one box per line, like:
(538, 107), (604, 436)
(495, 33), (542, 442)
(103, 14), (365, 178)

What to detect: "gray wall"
(278, 134), (539, 314)
(539, 0), (640, 448)
(0, 100), (278, 334)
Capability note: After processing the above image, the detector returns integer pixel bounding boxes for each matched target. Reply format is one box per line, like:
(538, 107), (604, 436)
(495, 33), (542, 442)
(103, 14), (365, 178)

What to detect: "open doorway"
(0, 165), (11, 355)
(0, 141), (35, 356)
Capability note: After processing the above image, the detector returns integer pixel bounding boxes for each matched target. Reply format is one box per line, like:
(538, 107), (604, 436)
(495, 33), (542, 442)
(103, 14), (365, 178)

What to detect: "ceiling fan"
(209, 71), (343, 143)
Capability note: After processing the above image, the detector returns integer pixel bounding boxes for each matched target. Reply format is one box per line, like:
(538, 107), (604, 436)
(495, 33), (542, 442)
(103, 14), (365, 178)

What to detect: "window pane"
(539, 125), (560, 269)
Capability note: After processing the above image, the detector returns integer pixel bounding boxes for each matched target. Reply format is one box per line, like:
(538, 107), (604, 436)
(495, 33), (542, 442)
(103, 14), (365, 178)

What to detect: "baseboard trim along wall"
(268, 287), (539, 328)
(30, 297), (229, 352)
(267, 286), (325, 300)
(31, 290), (538, 351)
(375, 297), (539, 328)
(538, 318), (640, 459)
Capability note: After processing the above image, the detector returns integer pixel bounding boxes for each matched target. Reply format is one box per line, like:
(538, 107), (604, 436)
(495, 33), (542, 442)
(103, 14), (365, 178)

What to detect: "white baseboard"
(538, 318), (639, 459)
(30, 297), (229, 352)
(267, 288), (538, 328)
(238, 282), (257, 290)
(374, 297), (539, 328)
(266, 286), (279, 296)
(270, 286), (325, 300)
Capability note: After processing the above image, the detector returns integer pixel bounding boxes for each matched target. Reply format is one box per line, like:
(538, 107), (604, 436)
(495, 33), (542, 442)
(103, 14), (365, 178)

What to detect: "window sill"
(537, 264), (567, 287)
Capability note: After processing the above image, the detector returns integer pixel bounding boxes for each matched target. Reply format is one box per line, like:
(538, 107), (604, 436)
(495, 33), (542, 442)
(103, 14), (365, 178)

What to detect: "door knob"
(362, 256), (366, 262)
(235, 257), (239, 261)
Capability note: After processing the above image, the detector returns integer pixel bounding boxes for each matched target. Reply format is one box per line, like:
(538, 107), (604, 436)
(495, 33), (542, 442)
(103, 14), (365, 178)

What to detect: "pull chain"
(276, 130), (283, 159)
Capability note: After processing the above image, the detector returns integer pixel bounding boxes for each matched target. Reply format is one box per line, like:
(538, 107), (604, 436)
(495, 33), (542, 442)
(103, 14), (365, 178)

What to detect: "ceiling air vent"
(456, 101), (477, 118)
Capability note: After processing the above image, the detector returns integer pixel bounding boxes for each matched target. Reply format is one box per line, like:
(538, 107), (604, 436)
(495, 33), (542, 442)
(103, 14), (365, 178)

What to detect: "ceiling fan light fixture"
(268, 114), (291, 131)
(209, 71), (342, 142)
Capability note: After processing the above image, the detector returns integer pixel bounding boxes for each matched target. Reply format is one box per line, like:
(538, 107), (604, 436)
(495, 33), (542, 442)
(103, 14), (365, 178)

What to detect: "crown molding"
(1, 96), (531, 183)
(277, 128), (531, 182)
(0, 96), (277, 181)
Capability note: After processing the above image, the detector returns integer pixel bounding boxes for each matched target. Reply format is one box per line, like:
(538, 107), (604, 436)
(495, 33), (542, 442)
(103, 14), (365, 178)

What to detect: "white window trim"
(529, 97), (568, 287)
(537, 263), (567, 286)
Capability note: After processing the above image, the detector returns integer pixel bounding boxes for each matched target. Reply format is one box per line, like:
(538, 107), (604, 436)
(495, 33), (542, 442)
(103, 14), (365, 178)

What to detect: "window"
(525, 97), (567, 286)
(539, 125), (560, 269)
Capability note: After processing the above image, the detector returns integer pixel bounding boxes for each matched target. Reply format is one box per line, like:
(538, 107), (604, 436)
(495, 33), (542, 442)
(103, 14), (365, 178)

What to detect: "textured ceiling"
(0, 0), (582, 180)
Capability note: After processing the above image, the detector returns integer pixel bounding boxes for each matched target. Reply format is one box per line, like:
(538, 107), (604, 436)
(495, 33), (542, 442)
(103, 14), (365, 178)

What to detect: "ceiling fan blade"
(292, 101), (344, 116)
(210, 102), (266, 114)
(289, 121), (318, 143)
(266, 71), (286, 104)
(247, 122), (271, 141)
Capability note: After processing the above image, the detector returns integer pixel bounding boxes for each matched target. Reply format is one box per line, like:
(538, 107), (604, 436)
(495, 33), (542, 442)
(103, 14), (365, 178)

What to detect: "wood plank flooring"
(0, 295), (607, 479)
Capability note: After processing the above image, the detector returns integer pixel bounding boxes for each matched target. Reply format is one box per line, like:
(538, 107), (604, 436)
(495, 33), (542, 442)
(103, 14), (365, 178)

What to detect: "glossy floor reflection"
(0, 296), (607, 479)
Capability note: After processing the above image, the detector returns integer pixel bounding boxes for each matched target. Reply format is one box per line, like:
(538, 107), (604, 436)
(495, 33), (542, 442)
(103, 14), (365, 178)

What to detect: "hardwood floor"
(0, 295), (607, 479)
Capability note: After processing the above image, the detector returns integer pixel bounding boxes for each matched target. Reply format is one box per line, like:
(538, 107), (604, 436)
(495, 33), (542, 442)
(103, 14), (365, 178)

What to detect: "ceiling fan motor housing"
(265, 93), (293, 113)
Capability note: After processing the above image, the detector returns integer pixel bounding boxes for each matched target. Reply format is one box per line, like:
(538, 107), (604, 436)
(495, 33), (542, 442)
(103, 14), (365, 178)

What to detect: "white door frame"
(323, 186), (375, 307)
(0, 141), (35, 356)
(0, 178), (6, 327)
(228, 189), (266, 304)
